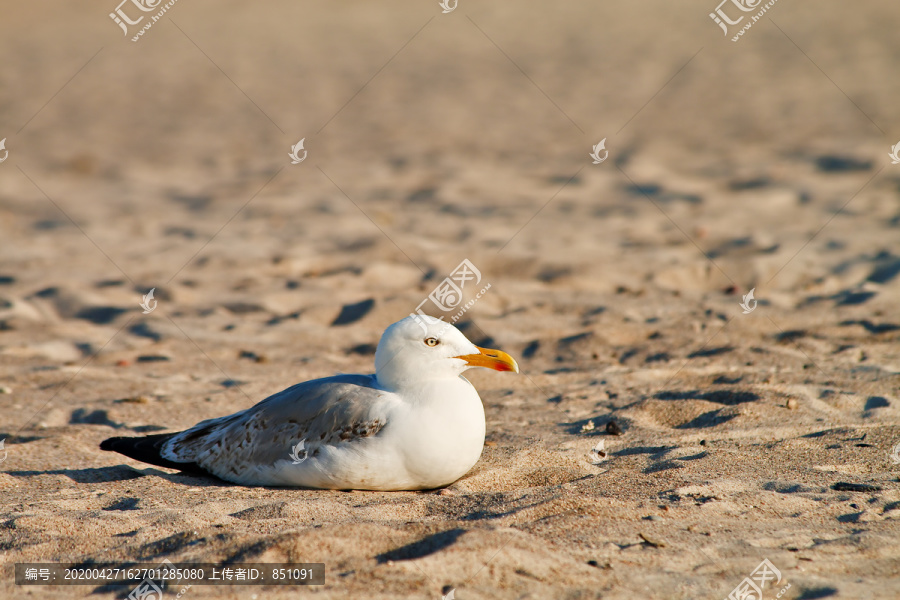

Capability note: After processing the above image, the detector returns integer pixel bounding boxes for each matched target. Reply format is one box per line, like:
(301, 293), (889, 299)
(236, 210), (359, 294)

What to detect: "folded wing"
(102, 374), (389, 482)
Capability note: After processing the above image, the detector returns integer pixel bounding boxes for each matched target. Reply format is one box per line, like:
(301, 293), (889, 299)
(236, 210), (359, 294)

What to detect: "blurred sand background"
(1, 1), (900, 598)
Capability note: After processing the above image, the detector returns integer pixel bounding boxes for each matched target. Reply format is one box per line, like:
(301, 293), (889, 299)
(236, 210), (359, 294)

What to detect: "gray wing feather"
(161, 374), (388, 478)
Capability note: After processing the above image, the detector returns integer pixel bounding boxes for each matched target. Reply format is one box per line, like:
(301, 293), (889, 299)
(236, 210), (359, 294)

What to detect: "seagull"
(100, 316), (518, 490)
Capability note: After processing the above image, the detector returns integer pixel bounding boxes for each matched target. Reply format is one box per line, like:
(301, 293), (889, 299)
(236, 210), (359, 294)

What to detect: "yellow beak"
(455, 346), (519, 373)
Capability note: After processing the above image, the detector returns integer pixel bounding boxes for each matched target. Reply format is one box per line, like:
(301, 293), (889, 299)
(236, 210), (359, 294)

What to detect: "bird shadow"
(5, 466), (231, 487)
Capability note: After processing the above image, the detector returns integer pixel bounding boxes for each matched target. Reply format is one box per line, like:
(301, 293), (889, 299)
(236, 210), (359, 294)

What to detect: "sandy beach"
(1, 1), (899, 598)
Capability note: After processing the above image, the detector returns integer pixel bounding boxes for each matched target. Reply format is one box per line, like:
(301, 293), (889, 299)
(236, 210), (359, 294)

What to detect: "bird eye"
(424, 337), (440, 347)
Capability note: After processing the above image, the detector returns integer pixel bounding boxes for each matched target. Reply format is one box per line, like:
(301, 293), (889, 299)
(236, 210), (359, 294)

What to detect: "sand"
(1, 1), (899, 598)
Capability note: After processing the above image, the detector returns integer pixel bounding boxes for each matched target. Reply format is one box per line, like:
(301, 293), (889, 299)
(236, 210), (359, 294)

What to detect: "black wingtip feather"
(100, 433), (207, 475)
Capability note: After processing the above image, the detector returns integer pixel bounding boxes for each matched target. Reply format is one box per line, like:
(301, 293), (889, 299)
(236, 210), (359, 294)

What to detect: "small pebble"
(580, 420), (595, 433)
(115, 396), (150, 404)
(116, 359), (130, 367)
(606, 420), (622, 436)
(239, 350), (268, 363)
(786, 398), (798, 410)
(0, 385), (11, 394)
(639, 532), (667, 548)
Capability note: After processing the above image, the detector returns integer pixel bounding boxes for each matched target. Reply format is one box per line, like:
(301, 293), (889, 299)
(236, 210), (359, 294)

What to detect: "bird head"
(374, 315), (518, 391)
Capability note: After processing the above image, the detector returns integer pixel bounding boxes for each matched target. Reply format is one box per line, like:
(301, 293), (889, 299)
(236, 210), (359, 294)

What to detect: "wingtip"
(99, 432), (210, 476)
(99, 437), (120, 451)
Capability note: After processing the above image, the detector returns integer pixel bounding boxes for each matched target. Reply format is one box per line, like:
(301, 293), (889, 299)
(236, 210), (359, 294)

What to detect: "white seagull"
(101, 316), (518, 490)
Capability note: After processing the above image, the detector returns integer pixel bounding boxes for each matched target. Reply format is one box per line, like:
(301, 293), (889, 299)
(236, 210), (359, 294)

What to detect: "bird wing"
(160, 374), (390, 479)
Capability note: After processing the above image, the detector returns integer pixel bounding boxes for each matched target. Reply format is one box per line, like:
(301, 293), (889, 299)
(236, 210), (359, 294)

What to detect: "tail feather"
(100, 433), (207, 475)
